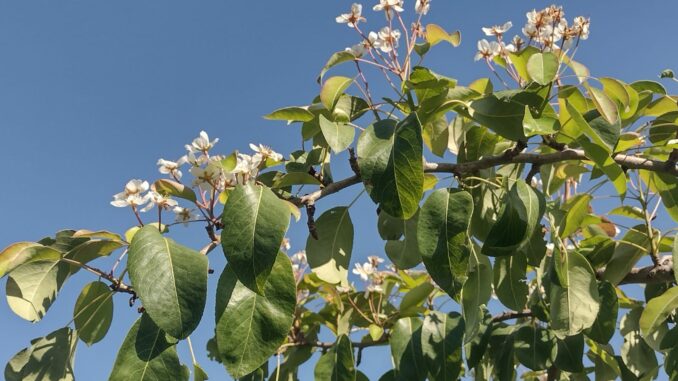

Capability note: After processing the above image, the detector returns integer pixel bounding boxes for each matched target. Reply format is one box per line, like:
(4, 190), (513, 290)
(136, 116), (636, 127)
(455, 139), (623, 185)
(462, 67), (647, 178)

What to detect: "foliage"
(4, 2), (678, 380)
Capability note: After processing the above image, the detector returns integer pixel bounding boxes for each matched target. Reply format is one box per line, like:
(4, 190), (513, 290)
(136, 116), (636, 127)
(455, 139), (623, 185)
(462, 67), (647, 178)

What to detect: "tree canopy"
(3, 2), (678, 380)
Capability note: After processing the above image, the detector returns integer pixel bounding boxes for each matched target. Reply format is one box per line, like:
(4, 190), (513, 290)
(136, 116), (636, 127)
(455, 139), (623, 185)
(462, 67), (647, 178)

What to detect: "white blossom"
(190, 161), (223, 190)
(249, 143), (283, 163)
(111, 179), (150, 208)
(482, 21), (512, 38)
(345, 43), (366, 57)
(173, 206), (199, 226)
(185, 131), (218, 154)
(511, 35), (524, 51)
(377, 27), (401, 53)
(352, 262), (375, 281)
(373, 0), (404, 14)
(414, 0), (430, 15)
(157, 158), (183, 180)
(336, 3), (365, 27)
(474, 39), (500, 61)
(232, 153), (262, 177)
(281, 237), (291, 251)
(140, 191), (178, 212)
(572, 16), (590, 40)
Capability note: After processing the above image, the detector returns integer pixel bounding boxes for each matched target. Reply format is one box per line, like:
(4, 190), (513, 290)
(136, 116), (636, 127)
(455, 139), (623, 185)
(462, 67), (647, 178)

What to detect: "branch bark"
(596, 255), (675, 285)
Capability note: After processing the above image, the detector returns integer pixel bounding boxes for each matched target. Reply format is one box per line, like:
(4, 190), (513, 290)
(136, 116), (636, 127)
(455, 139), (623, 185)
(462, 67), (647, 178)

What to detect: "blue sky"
(1, 1), (677, 380)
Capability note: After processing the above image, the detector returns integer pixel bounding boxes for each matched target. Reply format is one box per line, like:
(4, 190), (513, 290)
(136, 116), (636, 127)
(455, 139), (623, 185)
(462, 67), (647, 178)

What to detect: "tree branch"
(60, 257), (135, 295)
(596, 255), (675, 285)
(491, 310), (533, 323)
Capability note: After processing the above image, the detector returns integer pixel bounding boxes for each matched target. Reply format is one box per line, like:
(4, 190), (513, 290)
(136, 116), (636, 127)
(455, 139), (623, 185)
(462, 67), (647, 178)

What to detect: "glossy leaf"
(215, 253), (295, 379)
(514, 325), (554, 370)
(603, 226), (651, 285)
(108, 314), (189, 381)
(314, 335), (356, 381)
(420, 311), (464, 381)
(384, 211), (422, 269)
(526, 52), (559, 85)
(6, 254), (69, 322)
(467, 95), (526, 141)
(73, 281), (114, 345)
(390, 317), (426, 381)
(128, 225), (208, 339)
(152, 179), (197, 202)
(318, 51), (356, 83)
(264, 106), (315, 122)
(425, 24), (460, 47)
(585, 281), (618, 344)
(318, 114), (355, 153)
(221, 183), (290, 294)
(461, 253), (492, 339)
(320, 76), (353, 110)
(357, 115), (424, 219)
(493, 254), (528, 311)
(588, 86), (620, 125)
(0, 243), (62, 278)
(4, 327), (77, 381)
(306, 206), (354, 285)
(550, 250), (601, 338)
(418, 189), (473, 298)
(639, 286), (678, 339)
(482, 180), (543, 257)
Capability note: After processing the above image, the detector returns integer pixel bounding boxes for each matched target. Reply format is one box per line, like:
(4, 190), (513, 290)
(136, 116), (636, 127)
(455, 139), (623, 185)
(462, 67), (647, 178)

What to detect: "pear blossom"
(157, 158), (183, 180)
(249, 143), (283, 163)
(173, 206), (200, 226)
(367, 256), (384, 267)
(335, 3), (365, 28)
(140, 191), (178, 212)
(373, 0), (404, 14)
(345, 43), (366, 57)
(232, 153), (262, 177)
(185, 131), (218, 154)
(572, 16), (590, 40)
(414, 0), (430, 15)
(474, 39), (500, 61)
(352, 262), (375, 281)
(111, 179), (150, 208)
(511, 35), (524, 51)
(281, 237), (291, 251)
(190, 162), (223, 190)
(377, 27), (401, 53)
(482, 21), (512, 38)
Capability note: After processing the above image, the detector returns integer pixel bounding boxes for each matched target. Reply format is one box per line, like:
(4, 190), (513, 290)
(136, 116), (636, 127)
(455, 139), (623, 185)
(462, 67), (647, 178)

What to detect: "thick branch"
(290, 149), (677, 207)
(596, 255), (675, 285)
(492, 310), (533, 323)
(288, 333), (389, 350)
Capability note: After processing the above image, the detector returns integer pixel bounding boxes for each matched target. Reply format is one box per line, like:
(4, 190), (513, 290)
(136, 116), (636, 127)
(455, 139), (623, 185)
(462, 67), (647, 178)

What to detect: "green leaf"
(65, 239), (124, 274)
(357, 115), (424, 219)
(522, 106), (558, 136)
(399, 282), (434, 316)
(320, 76), (353, 110)
(526, 52), (559, 85)
(467, 95), (527, 141)
(554, 334), (585, 373)
(221, 183), (290, 294)
(314, 335), (356, 381)
(425, 24), (461, 47)
(73, 281), (114, 345)
(585, 281), (618, 344)
(318, 114), (355, 153)
(390, 318), (426, 381)
(272, 172), (322, 188)
(306, 206), (354, 285)
(550, 250), (601, 338)
(418, 189), (473, 298)
(493, 255), (528, 311)
(621, 331), (658, 378)
(514, 325), (555, 370)
(559, 194), (593, 237)
(603, 226), (651, 285)
(384, 211), (422, 269)
(507, 46), (540, 83)
(6, 253), (69, 322)
(588, 86), (620, 125)
(318, 51), (356, 83)
(482, 180), (543, 257)
(640, 170), (678, 223)
(461, 254), (492, 339)
(334, 95), (370, 122)
(264, 106), (315, 123)
(674, 237), (678, 284)
(109, 314), (190, 381)
(0, 242), (62, 278)
(4, 327), (77, 381)
(152, 179), (197, 202)
(639, 286), (678, 339)
(194, 363), (208, 381)
(128, 225), (208, 339)
(420, 311), (464, 381)
(215, 253), (295, 379)
(608, 205), (645, 220)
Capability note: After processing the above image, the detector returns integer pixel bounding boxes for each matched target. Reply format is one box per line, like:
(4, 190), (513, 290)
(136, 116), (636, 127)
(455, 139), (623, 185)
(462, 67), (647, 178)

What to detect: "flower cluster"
(522, 5), (590, 51)
(352, 255), (386, 295)
(475, 5), (591, 62)
(110, 131), (283, 227)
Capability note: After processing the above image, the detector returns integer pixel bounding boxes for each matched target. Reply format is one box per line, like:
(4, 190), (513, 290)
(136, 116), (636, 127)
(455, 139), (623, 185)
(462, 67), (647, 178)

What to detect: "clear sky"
(1, 1), (677, 380)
